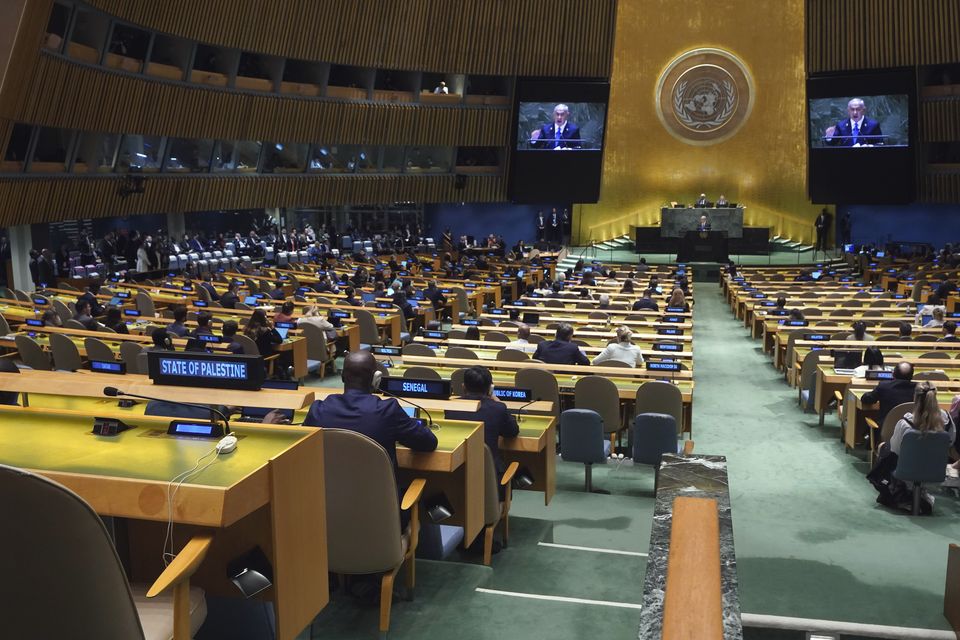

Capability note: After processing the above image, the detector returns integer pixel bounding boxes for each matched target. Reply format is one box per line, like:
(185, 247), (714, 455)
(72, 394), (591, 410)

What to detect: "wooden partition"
(85, 0), (616, 77)
(661, 496), (724, 640)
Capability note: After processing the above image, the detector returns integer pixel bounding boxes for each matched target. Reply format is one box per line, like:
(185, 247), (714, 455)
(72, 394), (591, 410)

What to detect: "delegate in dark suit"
(533, 339), (589, 366)
(861, 378), (916, 435)
(825, 117), (883, 146)
(303, 388), (437, 469)
(530, 122), (582, 149)
(446, 395), (519, 498)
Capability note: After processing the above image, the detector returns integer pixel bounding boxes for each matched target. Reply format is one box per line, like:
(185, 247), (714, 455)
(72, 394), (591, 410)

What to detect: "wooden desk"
(396, 419), (485, 547)
(501, 414), (557, 505)
(0, 406), (326, 640)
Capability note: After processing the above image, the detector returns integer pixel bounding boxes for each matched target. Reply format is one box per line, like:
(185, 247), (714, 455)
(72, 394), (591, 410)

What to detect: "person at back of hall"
(269, 281), (286, 301)
(103, 307), (128, 334)
(667, 288), (690, 312)
(274, 301), (296, 324)
(845, 320), (873, 342)
(193, 312), (214, 336)
(445, 366), (518, 499)
(222, 320), (243, 354)
(506, 323), (537, 353)
(632, 289), (659, 312)
(219, 281), (239, 309)
(861, 361), (916, 436)
(592, 326), (644, 368)
(852, 346), (889, 378)
(148, 326), (174, 352)
(939, 320), (959, 342)
(167, 305), (189, 337)
(603, 270), (618, 286)
(72, 299), (99, 331)
(532, 323), (589, 365)
(897, 321), (913, 341)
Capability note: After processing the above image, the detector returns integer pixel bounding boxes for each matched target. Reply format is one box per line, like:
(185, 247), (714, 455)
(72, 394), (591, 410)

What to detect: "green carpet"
(287, 282), (959, 638)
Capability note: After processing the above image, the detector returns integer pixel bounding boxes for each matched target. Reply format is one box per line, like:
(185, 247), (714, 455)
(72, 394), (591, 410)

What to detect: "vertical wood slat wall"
(0, 174), (505, 227)
(8, 56), (512, 146)
(807, 0), (960, 203)
(85, 0), (617, 77)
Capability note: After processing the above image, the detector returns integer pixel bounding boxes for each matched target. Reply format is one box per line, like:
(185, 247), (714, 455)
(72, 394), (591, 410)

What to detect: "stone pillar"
(8, 224), (33, 292)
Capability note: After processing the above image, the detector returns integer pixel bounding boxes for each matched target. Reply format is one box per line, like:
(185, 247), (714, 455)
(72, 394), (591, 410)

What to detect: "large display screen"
(515, 102), (607, 151)
(508, 78), (610, 204)
(808, 95), (909, 149)
(807, 69), (916, 204)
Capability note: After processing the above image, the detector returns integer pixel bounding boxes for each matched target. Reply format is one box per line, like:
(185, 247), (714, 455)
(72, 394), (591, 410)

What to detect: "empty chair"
(484, 331), (511, 343)
(574, 376), (623, 447)
(600, 359), (632, 368)
(481, 445), (518, 565)
(119, 341), (144, 374)
(403, 366), (441, 380)
(559, 409), (611, 493)
(135, 291), (156, 317)
(865, 402), (913, 465)
(15, 334), (52, 370)
(299, 322), (337, 378)
(798, 351), (827, 412)
(0, 313), (9, 335)
(631, 413), (680, 481)
(13, 289), (31, 302)
(588, 311), (609, 321)
(83, 337), (116, 363)
(527, 333), (545, 344)
(496, 348), (529, 361)
(893, 431), (954, 515)
(515, 368), (560, 418)
(919, 352), (952, 360)
(445, 346), (478, 360)
(543, 299), (565, 308)
(0, 464), (210, 640)
(830, 309), (855, 317)
(323, 429), (424, 636)
(914, 370), (950, 381)
(634, 381), (683, 435)
(49, 333), (83, 372)
(450, 367), (467, 395)
(402, 343), (435, 357)
(353, 308), (383, 349)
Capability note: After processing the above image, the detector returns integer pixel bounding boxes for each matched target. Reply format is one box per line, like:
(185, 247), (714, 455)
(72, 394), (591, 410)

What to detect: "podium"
(677, 230), (729, 262)
(660, 207), (744, 238)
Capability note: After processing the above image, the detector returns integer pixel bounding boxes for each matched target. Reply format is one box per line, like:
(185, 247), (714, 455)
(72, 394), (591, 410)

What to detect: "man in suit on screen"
(824, 98), (883, 147)
(529, 104), (581, 149)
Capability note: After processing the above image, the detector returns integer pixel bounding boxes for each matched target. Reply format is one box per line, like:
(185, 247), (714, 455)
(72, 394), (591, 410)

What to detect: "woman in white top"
(889, 382), (955, 456)
(136, 238), (151, 272)
(297, 305), (338, 341)
(592, 326), (645, 367)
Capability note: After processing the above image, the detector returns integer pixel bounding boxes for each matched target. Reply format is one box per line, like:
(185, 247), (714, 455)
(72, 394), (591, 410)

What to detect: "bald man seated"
(293, 352), (437, 466)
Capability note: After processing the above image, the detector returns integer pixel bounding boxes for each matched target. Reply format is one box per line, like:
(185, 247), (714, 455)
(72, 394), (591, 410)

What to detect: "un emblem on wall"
(655, 48), (755, 145)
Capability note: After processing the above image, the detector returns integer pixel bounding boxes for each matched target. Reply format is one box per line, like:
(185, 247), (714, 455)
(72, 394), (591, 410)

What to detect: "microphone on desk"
(513, 396), (542, 423)
(102, 386), (232, 434)
(376, 387), (436, 429)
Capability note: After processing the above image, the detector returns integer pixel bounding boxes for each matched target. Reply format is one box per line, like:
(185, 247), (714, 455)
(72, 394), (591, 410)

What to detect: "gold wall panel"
(85, 0), (616, 77)
(0, 174), (504, 227)
(577, 0), (821, 246)
(4, 55), (510, 146)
